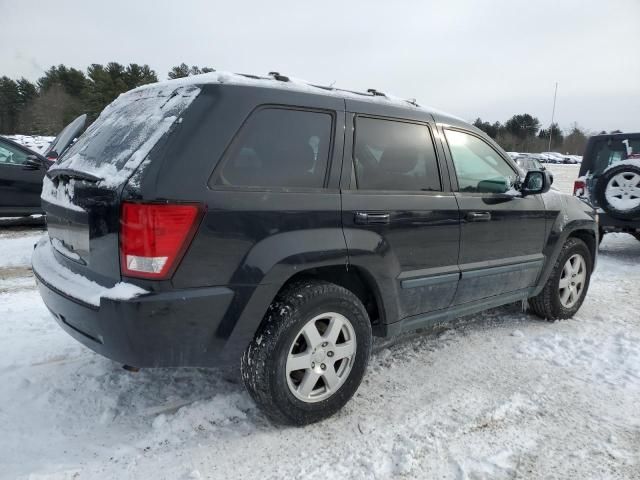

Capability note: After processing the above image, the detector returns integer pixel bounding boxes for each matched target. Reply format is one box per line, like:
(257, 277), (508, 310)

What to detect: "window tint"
(445, 129), (517, 194)
(0, 142), (28, 165)
(215, 108), (332, 188)
(353, 117), (441, 191)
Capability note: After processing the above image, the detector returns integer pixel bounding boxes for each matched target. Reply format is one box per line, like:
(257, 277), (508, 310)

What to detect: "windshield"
(51, 84), (201, 187)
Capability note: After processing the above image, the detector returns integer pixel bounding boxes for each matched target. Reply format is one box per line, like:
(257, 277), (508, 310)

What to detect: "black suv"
(574, 132), (640, 241)
(32, 73), (597, 425)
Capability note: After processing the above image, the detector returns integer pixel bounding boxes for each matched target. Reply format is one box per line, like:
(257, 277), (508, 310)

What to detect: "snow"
(31, 234), (147, 307)
(2, 134), (55, 153)
(40, 176), (84, 212)
(0, 230), (43, 268)
(127, 70), (454, 117)
(1, 164), (639, 479)
(604, 158), (640, 173)
(48, 85), (201, 189)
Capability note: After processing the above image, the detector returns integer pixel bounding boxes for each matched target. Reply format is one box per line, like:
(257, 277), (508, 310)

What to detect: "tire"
(594, 164), (640, 220)
(529, 237), (593, 320)
(241, 280), (372, 425)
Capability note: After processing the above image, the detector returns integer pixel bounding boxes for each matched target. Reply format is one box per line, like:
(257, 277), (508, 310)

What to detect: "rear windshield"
(52, 85), (201, 187)
(587, 135), (640, 175)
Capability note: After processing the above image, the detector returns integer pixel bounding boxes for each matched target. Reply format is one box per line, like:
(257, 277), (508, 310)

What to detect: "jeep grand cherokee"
(32, 72), (598, 425)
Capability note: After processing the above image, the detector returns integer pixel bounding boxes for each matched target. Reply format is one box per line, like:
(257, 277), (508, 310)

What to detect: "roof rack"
(237, 73), (265, 80)
(367, 88), (386, 97)
(268, 71), (290, 82)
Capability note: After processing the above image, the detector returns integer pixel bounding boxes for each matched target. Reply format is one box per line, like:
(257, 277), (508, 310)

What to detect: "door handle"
(465, 211), (492, 222)
(355, 212), (390, 225)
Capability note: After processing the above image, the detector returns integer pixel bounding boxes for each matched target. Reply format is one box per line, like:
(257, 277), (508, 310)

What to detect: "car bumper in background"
(597, 209), (640, 231)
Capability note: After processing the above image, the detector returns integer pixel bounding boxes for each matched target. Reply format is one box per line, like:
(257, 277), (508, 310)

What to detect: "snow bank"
(0, 231), (44, 268)
(31, 235), (147, 307)
(2, 134), (54, 153)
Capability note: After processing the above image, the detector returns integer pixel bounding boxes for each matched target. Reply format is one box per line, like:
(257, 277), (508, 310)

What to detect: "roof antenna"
(406, 98), (419, 107)
(367, 88), (386, 97)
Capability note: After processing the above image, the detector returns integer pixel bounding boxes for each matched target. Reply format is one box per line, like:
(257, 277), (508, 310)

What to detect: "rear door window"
(590, 137), (640, 175)
(352, 117), (441, 191)
(213, 108), (333, 189)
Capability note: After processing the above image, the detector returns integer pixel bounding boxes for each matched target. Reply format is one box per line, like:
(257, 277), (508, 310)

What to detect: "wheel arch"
(273, 264), (389, 336)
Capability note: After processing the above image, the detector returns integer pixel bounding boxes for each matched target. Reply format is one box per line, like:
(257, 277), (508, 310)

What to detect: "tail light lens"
(120, 202), (202, 279)
(573, 179), (586, 197)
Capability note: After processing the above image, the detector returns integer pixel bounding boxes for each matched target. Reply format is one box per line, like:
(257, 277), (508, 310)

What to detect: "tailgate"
(40, 83), (202, 283)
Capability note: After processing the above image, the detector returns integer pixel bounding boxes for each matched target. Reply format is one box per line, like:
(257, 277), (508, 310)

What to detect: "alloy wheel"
(558, 253), (587, 308)
(286, 312), (357, 403)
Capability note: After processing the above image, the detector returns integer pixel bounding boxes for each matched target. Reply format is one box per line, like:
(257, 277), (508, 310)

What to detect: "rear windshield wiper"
(47, 168), (103, 183)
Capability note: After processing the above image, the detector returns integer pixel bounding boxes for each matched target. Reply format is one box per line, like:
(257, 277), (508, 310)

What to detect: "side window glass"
(445, 130), (517, 194)
(0, 143), (28, 165)
(214, 108), (332, 189)
(353, 117), (441, 192)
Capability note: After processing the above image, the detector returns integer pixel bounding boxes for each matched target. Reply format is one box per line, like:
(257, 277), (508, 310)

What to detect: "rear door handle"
(355, 212), (390, 225)
(465, 211), (492, 222)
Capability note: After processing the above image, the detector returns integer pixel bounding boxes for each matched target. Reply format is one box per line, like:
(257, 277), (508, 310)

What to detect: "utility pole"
(548, 82), (558, 151)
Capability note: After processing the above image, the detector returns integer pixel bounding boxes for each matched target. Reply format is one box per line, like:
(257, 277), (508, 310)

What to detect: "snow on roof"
(126, 70), (460, 120)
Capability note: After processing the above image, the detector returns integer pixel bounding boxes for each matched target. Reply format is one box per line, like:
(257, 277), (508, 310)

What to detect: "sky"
(1, 0), (639, 133)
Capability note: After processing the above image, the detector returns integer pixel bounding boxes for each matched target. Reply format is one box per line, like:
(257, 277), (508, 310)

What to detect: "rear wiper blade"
(47, 168), (103, 183)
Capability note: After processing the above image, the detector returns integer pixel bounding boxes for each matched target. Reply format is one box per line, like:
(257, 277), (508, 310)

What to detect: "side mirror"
(23, 155), (42, 170)
(521, 170), (552, 196)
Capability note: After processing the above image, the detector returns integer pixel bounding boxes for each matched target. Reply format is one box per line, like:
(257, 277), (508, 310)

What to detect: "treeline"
(0, 62), (622, 148)
(0, 63), (213, 135)
(473, 114), (622, 155)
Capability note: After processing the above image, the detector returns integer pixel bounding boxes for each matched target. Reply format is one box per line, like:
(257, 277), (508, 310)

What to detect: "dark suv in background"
(574, 132), (640, 241)
(32, 72), (597, 425)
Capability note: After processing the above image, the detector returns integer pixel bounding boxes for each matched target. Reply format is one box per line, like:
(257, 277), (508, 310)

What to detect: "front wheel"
(241, 280), (372, 425)
(529, 237), (593, 320)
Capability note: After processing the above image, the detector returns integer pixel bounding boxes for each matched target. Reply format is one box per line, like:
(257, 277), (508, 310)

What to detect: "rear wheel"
(241, 280), (372, 425)
(529, 237), (592, 320)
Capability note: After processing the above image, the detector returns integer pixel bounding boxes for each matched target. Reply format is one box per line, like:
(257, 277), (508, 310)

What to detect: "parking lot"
(1, 164), (638, 479)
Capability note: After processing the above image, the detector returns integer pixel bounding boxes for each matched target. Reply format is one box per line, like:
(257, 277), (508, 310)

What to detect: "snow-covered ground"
(1, 165), (639, 479)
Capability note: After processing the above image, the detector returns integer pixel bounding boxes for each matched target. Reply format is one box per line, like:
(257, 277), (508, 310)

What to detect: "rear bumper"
(597, 210), (640, 231)
(33, 239), (237, 367)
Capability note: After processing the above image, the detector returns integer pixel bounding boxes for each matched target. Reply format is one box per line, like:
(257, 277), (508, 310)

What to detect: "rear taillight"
(120, 202), (202, 279)
(573, 179), (586, 197)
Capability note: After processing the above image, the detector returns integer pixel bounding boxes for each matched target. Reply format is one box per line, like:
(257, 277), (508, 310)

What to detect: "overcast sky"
(2, 0), (639, 133)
